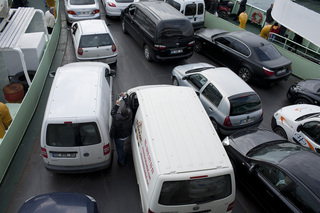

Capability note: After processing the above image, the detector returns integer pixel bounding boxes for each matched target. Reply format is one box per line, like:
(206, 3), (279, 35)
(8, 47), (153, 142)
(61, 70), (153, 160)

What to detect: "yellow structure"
(0, 102), (12, 138)
(238, 12), (248, 29)
(260, 24), (272, 40)
(46, 0), (56, 18)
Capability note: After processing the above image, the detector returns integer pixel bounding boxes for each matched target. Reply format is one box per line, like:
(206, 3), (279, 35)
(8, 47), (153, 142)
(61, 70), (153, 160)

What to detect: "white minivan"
(127, 85), (236, 213)
(40, 62), (115, 173)
(165, 0), (205, 30)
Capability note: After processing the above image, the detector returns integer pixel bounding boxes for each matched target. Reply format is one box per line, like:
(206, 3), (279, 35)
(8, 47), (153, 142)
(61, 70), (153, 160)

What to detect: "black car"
(121, 1), (194, 62)
(287, 79), (320, 105)
(222, 128), (320, 213)
(18, 192), (99, 213)
(193, 29), (292, 84)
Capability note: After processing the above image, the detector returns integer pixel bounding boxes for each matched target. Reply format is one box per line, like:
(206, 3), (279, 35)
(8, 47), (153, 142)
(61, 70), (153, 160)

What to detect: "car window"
(46, 122), (101, 147)
(187, 74), (207, 90)
(166, 0), (181, 11)
(282, 182), (320, 213)
(135, 9), (145, 25)
(198, 3), (204, 15)
(158, 20), (194, 40)
(144, 17), (156, 37)
(70, 0), (95, 5)
(301, 121), (320, 145)
(229, 94), (261, 116)
(202, 83), (222, 107)
(215, 37), (233, 48)
(231, 40), (250, 56)
(253, 44), (282, 61)
(185, 3), (196, 16)
(79, 34), (113, 48)
(257, 163), (293, 191)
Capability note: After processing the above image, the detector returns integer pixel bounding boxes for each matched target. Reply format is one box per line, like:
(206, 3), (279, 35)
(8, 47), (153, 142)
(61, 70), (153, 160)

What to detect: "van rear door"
(184, 1), (204, 27)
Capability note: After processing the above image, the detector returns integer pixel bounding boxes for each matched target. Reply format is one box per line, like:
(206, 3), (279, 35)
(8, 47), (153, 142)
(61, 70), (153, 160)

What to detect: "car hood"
(297, 79), (320, 94)
(275, 104), (320, 122)
(195, 28), (227, 40)
(228, 128), (284, 156)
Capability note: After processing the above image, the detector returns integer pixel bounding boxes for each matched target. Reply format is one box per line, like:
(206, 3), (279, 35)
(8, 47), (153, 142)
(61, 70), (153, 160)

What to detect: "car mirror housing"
(106, 69), (116, 77)
(222, 136), (230, 146)
(248, 164), (257, 174)
(297, 124), (302, 132)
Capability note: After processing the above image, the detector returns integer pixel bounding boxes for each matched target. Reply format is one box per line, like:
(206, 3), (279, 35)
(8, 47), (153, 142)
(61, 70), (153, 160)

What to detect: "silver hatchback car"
(172, 62), (263, 136)
(64, 0), (100, 24)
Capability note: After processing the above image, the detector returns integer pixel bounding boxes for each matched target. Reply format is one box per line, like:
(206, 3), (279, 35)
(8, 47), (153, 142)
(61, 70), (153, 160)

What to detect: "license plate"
(240, 118), (253, 124)
(52, 152), (77, 158)
(277, 69), (287, 75)
(79, 12), (89, 15)
(171, 49), (183, 54)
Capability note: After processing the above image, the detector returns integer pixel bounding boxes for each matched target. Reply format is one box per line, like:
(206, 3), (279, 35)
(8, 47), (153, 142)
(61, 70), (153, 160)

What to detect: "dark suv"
(121, 1), (195, 62)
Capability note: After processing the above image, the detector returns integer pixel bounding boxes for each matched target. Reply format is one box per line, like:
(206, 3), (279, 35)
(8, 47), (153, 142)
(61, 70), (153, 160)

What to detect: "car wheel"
(210, 118), (220, 134)
(294, 98), (311, 104)
(172, 77), (179, 86)
(144, 45), (152, 61)
(218, 11), (229, 20)
(121, 20), (127, 34)
(193, 39), (203, 53)
(273, 126), (288, 139)
(238, 67), (252, 83)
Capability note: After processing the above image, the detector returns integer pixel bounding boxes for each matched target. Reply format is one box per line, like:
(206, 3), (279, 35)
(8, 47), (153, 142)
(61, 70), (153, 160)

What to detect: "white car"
(71, 20), (117, 65)
(64, 0), (100, 24)
(272, 104), (320, 153)
(102, 0), (138, 17)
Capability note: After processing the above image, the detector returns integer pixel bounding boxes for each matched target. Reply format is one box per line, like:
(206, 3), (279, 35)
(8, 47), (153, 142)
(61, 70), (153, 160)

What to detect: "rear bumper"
(219, 118), (263, 136)
(77, 54), (117, 64)
(44, 158), (112, 173)
(66, 13), (101, 24)
(154, 51), (193, 61)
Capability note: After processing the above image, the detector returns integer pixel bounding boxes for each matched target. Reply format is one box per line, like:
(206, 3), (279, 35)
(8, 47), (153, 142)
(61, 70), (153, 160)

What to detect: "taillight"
(92, 9), (100, 14)
(188, 40), (195, 46)
(148, 209), (155, 213)
(227, 201), (235, 211)
(78, 48), (83, 55)
(154, 44), (166, 49)
(41, 147), (48, 158)
(223, 116), (232, 127)
(263, 67), (274, 76)
(104, 144), (110, 155)
(112, 44), (116, 52)
(107, 2), (116, 7)
(67, 10), (76, 15)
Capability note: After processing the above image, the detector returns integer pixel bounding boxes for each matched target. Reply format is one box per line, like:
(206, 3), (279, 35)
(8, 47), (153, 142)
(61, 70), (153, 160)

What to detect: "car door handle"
(83, 153), (89, 157)
(209, 107), (213, 111)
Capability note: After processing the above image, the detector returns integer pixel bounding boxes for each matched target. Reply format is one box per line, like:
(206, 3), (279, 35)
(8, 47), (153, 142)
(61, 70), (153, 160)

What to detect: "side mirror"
(195, 91), (200, 96)
(297, 124), (302, 132)
(106, 69), (116, 77)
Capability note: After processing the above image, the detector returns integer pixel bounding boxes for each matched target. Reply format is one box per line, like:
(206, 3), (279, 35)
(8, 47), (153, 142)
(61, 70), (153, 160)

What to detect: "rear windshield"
(159, 175), (232, 205)
(80, 34), (113, 48)
(185, 4), (196, 16)
(229, 94), (261, 116)
(158, 20), (194, 40)
(253, 44), (282, 61)
(70, 0), (95, 5)
(46, 122), (101, 147)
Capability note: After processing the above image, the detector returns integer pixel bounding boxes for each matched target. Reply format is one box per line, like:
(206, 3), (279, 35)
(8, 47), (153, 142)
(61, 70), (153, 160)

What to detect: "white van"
(40, 62), (116, 173)
(127, 85), (236, 213)
(165, 0), (205, 30)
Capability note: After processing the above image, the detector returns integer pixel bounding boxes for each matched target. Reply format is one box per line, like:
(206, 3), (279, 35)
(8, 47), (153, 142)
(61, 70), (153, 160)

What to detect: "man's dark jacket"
(110, 99), (132, 139)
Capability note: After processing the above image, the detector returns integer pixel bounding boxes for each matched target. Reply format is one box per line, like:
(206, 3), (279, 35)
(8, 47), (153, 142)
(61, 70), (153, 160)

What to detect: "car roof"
(202, 67), (257, 97)
(279, 151), (320, 198)
(77, 20), (109, 35)
(137, 1), (188, 21)
(226, 30), (270, 47)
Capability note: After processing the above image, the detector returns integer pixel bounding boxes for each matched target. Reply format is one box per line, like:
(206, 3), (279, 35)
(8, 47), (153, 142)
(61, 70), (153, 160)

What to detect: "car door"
(293, 120), (320, 152)
(244, 162), (295, 212)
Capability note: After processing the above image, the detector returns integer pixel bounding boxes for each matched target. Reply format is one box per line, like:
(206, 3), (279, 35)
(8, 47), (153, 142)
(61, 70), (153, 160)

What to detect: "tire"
(294, 98), (311, 105)
(238, 67), (252, 83)
(172, 77), (179, 86)
(121, 20), (127, 34)
(144, 45), (152, 61)
(273, 126), (288, 139)
(193, 39), (203, 53)
(218, 11), (229, 20)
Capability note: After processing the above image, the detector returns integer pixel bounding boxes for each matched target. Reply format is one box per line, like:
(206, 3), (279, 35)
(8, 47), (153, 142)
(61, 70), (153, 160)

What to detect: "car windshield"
(46, 122), (101, 147)
(158, 175), (232, 205)
(253, 44), (282, 61)
(70, 0), (95, 5)
(248, 142), (310, 163)
(229, 94), (261, 116)
(158, 20), (194, 40)
(296, 113), (320, 121)
(80, 34), (113, 48)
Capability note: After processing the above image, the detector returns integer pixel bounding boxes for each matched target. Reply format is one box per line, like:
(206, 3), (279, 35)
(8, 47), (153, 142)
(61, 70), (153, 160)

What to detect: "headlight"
(291, 85), (301, 93)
